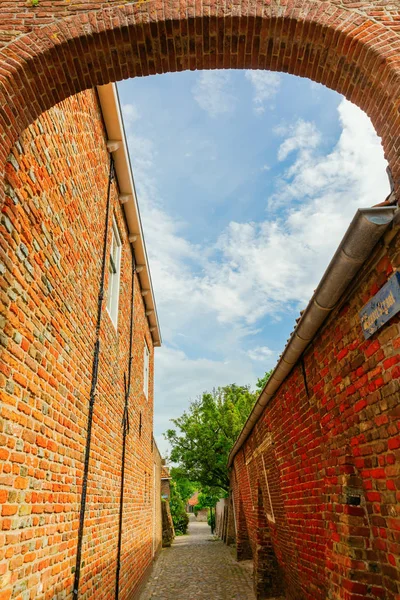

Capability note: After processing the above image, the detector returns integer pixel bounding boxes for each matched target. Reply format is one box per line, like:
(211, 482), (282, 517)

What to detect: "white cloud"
(210, 99), (389, 315)
(270, 100), (388, 209)
(247, 346), (275, 362)
(127, 133), (156, 172)
(136, 98), (389, 333)
(192, 71), (235, 117)
(123, 95), (389, 454)
(245, 70), (281, 114)
(122, 103), (140, 125)
(277, 119), (321, 161)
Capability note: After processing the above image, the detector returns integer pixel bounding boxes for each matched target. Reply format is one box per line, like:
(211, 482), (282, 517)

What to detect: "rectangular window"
(107, 217), (122, 328)
(144, 341), (150, 397)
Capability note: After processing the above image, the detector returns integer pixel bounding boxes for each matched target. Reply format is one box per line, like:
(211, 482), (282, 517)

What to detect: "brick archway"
(1, 3), (400, 599)
(0, 1), (400, 205)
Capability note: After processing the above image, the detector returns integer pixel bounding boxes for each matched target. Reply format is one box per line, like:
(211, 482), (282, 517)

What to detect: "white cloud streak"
(121, 103), (140, 125)
(277, 119), (321, 161)
(192, 71), (235, 117)
(245, 70), (281, 114)
(247, 346), (275, 362)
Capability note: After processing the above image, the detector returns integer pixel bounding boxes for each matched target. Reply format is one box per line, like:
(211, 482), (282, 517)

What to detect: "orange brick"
(1, 505), (17, 517)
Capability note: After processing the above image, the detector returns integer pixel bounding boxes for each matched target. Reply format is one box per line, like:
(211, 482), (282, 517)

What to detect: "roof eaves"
(96, 82), (162, 347)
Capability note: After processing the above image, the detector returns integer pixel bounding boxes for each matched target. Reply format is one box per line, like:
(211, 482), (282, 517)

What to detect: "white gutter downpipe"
(227, 207), (397, 468)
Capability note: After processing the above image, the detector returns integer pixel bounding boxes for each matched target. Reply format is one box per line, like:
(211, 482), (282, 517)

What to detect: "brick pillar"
(254, 485), (284, 599)
(236, 497), (253, 561)
(325, 455), (385, 600)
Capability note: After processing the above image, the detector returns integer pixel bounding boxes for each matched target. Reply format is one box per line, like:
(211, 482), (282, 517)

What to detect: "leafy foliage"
(169, 480), (189, 535)
(165, 383), (257, 493)
(194, 488), (220, 534)
(255, 369), (273, 394)
(195, 488), (221, 510)
(170, 467), (198, 503)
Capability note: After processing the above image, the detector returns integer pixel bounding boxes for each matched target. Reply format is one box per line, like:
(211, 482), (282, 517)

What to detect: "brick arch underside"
(0, 0), (399, 203)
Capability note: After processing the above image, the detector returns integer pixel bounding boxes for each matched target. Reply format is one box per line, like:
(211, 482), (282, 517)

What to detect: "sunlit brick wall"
(0, 89), (157, 600)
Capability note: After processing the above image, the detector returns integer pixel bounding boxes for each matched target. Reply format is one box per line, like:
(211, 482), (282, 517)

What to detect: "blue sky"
(118, 70), (389, 456)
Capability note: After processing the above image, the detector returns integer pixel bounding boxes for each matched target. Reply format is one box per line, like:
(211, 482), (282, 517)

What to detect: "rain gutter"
(96, 83), (162, 347)
(227, 206), (397, 468)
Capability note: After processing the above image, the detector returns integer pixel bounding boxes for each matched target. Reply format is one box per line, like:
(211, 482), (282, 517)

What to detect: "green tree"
(195, 487), (221, 534)
(169, 479), (189, 535)
(170, 467), (198, 503)
(195, 487), (221, 511)
(255, 369), (273, 395)
(165, 384), (256, 493)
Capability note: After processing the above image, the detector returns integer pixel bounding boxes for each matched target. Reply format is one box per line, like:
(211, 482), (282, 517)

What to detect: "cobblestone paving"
(138, 515), (256, 600)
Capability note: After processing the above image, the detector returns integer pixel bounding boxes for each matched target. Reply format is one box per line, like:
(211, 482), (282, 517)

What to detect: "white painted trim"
(97, 83), (162, 346)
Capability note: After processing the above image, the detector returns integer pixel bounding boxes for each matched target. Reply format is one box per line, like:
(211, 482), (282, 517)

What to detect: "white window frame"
(106, 216), (122, 329)
(144, 341), (150, 398)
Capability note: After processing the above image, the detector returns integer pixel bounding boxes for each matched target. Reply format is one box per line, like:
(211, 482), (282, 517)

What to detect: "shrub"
(169, 481), (189, 535)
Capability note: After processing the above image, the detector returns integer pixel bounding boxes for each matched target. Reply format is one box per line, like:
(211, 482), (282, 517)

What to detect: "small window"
(144, 341), (150, 397)
(107, 217), (122, 327)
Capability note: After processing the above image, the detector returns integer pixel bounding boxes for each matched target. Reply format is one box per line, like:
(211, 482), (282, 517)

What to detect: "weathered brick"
(0, 2), (400, 599)
(0, 90), (160, 599)
(231, 216), (400, 599)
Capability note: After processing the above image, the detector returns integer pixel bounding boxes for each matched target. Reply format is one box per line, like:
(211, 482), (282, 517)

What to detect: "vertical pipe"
(73, 155), (115, 598)
(115, 255), (136, 599)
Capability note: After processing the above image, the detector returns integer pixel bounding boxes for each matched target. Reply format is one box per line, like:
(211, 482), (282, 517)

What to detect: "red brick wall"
(0, 89), (157, 600)
(231, 231), (400, 600)
(0, 3), (400, 598)
(0, 1), (399, 206)
(1, 0), (400, 50)
(153, 443), (163, 561)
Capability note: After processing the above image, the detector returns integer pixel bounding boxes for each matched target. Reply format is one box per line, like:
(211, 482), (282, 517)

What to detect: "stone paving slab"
(138, 515), (256, 600)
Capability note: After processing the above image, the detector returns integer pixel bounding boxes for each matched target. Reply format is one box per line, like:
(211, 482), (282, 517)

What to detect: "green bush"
(207, 511), (215, 532)
(169, 481), (189, 535)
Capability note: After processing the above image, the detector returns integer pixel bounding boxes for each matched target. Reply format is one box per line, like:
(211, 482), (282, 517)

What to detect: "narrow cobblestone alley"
(138, 515), (256, 600)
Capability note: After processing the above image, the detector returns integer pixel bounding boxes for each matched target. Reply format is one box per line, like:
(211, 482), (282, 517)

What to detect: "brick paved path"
(138, 514), (256, 600)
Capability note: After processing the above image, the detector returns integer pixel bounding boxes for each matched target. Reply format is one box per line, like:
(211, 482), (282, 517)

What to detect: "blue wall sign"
(360, 271), (400, 339)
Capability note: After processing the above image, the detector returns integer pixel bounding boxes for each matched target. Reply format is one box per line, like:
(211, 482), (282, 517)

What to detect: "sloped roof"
(187, 492), (199, 506)
(161, 466), (171, 480)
